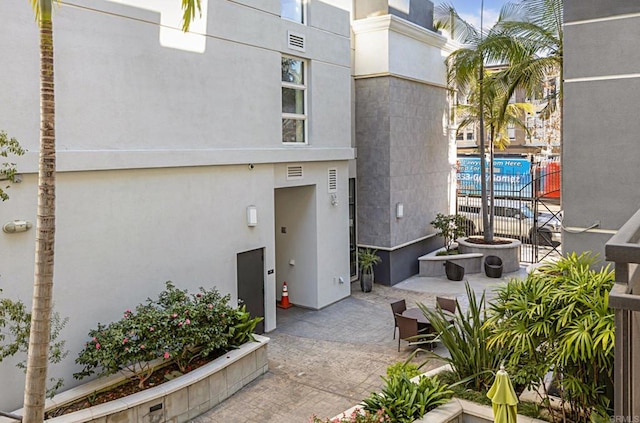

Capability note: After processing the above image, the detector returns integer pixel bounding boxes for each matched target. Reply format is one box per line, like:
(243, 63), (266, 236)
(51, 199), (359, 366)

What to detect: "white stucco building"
(0, 0), (353, 410)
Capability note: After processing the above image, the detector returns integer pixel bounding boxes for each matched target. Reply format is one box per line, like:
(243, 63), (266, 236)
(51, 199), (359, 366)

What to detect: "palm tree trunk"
(23, 5), (56, 422)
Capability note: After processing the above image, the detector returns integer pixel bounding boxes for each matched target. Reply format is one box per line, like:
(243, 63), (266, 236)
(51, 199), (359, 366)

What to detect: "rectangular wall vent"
(287, 31), (305, 52)
(287, 165), (304, 180)
(328, 168), (337, 193)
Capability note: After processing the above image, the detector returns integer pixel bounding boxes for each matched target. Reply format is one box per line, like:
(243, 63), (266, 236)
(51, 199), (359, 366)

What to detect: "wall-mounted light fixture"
(396, 203), (404, 219)
(330, 194), (338, 206)
(246, 206), (258, 227)
(3, 220), (33, 233)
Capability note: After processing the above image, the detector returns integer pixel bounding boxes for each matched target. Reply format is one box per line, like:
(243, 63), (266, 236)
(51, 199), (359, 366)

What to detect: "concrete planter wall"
(418, 249), (483, 277)
(1, 335), (269, 423)
(458, 238), (522, 273)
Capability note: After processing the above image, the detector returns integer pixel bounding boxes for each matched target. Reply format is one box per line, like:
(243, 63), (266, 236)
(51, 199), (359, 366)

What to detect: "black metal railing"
(605, 207), (640, 421)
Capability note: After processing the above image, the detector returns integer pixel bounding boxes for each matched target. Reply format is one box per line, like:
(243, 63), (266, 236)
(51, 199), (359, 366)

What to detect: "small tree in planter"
(358, 248), (381, 293)
(430, 213), (467, 255)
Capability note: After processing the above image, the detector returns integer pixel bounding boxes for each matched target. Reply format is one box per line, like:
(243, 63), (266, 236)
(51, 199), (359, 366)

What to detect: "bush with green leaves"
(228, 304), (263, 347)
(485, 253), (615, 422)
(310, 409), (390, 423)
(417, 283), (504, 392)
(430, 213), (467, 253)
(362, 373), (452, 423)
(75, 281), (261, 388)
(386, 361), (421, 380)
(0, 130), (25, 202)
(0, 288), (68, 397)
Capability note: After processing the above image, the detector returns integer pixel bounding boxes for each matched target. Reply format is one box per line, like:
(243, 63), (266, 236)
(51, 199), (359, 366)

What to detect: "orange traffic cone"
(277, 281), (293, 309)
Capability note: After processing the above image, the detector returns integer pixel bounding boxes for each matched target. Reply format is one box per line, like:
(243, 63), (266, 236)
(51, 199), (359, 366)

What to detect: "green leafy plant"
(0, 130), (25, 202)
(485, 253), (615, 422)
(386, 361), (421, 379)
(357, 248), (381, 275)
(153, 282), (234, 372)
(75, 282), (247, 388)
(430, 213), (467, 253)
(0, 288), (68, 398)
(228, 304), (263, 347)
(417, 283), (504, 392)
(362, 373), (452, 423)
(310, 409), (390, 423)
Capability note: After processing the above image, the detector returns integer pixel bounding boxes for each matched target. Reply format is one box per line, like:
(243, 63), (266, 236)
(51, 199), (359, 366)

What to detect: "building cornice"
(352, 14), (447, 48)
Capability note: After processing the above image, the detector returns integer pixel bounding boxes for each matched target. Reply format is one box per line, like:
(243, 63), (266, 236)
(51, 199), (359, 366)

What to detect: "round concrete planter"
(458, 237), (521, 274)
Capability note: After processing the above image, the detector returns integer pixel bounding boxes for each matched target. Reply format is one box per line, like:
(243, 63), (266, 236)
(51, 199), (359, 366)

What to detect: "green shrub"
(310, 409), (390, 423)
(430, 213), (467, 253)
(417, 282), (503, 391)
(0, 288), (68, 397)
(227, 304), (263, 347)
(485, 253), (615, 422)
(74, 282), (252, 388)
(386, 361), (421, 379)
(362, 373), (452, 423)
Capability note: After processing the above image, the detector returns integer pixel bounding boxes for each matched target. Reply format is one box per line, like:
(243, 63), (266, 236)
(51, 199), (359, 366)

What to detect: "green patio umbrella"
(486, 365), (519, 423)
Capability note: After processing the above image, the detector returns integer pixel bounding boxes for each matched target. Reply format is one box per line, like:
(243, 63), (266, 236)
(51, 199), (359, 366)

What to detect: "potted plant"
(431, 213), (468, 255)
(358, 248), (381, 293)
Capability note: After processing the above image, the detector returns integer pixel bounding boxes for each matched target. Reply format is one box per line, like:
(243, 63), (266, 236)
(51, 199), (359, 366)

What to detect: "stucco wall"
(562, 0), (640, 259)
(356, 76), (448, 248)
(0, 0), (352, 411)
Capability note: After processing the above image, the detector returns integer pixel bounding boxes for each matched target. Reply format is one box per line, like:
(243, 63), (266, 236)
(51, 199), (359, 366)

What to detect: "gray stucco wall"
(562, 0), (640, 259)
(354, 0), (434, 30)
(356, 75), (449, 284)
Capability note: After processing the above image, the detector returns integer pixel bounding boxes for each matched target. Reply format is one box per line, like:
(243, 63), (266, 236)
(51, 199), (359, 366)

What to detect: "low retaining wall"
(458, 238), (521, 273)
(418, 250), (483, 277)
(2, 335), (269, 423)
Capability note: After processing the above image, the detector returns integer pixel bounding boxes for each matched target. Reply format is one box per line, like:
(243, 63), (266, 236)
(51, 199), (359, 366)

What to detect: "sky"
(438, 0), (509, 29)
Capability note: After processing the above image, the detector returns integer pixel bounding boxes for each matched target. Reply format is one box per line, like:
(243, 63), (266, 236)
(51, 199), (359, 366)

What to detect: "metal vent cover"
(287, 31), (305, 52)
(328, 168), (337, 193)
(287, 165), (303, 180)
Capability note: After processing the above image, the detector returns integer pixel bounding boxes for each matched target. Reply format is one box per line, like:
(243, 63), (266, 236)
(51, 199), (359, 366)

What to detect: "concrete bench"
(418, 251), (484, 277)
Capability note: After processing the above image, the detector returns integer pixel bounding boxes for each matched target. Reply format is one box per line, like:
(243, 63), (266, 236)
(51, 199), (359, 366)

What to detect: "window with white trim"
(282, 57), (307, 144)
(281, 0), (304, 24)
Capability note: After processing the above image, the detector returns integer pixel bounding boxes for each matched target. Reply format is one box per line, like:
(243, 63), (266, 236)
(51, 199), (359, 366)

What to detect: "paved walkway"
(191, 267), (528, 423)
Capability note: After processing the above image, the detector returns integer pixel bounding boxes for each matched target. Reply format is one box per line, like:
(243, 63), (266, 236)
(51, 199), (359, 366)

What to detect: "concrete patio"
(191, 266), (529, 423)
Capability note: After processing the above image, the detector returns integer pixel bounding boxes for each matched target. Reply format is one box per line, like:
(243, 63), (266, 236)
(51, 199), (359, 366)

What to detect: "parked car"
(457, 197), (561, 245)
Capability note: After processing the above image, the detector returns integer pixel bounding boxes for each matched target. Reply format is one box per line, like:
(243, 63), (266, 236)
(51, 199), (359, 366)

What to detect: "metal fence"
(456, 158), (562, 263)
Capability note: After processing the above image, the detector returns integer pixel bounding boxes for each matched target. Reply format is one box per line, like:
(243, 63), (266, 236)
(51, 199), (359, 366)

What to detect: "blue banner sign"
(457, 157), (532, 197)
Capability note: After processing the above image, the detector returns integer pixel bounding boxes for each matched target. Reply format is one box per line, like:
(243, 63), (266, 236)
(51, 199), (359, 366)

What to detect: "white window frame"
(281, 0), (306, 24)
(281, 56), (308, 145)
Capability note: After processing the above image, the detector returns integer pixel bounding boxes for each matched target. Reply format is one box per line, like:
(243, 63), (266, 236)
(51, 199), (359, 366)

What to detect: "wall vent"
(287, 31), (305, 52)
(328, 168), (337, 193)
(287, 165), (304, 180)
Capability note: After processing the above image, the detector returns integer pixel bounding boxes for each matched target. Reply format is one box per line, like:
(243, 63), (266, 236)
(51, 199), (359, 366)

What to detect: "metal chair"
(395, 313), (428, 351)
(390, 299), (407, 339)
(436, 296), (457, 314)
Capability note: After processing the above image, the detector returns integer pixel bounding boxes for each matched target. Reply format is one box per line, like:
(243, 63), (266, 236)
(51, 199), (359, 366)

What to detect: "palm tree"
(435, 4), (497, 242)
(455, 72), (534, 233)
(486, 0), (563, 140)
(21, 1), (201, 421)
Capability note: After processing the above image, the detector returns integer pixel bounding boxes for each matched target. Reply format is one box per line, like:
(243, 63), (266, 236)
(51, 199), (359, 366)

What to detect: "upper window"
(281, 0), (304, 24)
(282, 57), (307, 144)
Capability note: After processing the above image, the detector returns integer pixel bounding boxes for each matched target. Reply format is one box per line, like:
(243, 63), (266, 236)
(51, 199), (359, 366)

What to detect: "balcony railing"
(605, 208), (640, 421)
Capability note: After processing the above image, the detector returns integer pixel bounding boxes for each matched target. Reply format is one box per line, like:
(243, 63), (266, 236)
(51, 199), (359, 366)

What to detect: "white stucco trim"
(564, 12), (640, 26)
(358, 233), (437, 252)
(352, 14), (447, 48)
(15, 148), (356, 173)
(565, 73), (640, 83)
(353, 72), (448, 89)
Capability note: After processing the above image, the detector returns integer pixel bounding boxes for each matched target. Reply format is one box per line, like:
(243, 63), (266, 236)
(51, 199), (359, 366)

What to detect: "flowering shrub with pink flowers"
(310, 409), (390, 423)
(74, 281), (261, 388)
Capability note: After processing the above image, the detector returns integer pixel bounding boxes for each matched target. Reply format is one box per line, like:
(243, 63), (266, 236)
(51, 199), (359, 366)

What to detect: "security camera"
(248, 163), (255, 170)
